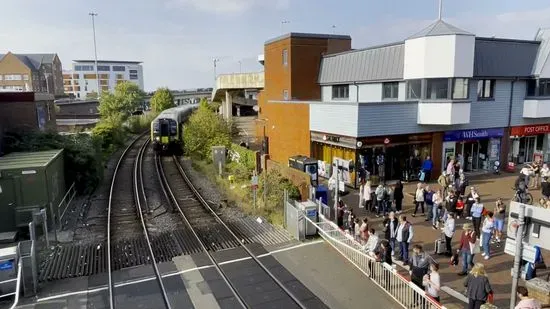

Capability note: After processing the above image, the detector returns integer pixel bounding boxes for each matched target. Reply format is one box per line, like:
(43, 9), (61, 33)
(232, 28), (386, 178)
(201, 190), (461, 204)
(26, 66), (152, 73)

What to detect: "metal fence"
(283, 191), (305, 241)
(56, 182), (76, 228)
(300, 198), (446, 309)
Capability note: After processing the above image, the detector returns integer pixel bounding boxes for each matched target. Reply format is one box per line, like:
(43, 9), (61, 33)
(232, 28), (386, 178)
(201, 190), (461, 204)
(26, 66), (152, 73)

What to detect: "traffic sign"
(504, 238), (537, 263)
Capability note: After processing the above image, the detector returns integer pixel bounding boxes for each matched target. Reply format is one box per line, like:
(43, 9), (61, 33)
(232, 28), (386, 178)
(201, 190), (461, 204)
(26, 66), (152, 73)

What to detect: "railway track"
(158, 155), (307, 309)
(106, 135), (170, 309)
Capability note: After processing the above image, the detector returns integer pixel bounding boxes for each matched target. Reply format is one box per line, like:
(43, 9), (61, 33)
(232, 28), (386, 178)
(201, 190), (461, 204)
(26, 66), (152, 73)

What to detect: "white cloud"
(165, 0), (290, 14)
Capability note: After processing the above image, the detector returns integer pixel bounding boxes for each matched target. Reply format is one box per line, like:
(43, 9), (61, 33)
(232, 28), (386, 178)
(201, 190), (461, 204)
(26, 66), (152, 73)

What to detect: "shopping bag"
(419, 171), (426, 182)
(470, 239), (481, 254)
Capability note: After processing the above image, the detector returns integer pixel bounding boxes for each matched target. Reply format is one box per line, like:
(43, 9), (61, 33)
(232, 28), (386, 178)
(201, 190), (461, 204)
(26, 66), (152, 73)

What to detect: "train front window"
(153, 122), (160, 134)
(160, 120), (169, 136)
(170, 120), (177, 135)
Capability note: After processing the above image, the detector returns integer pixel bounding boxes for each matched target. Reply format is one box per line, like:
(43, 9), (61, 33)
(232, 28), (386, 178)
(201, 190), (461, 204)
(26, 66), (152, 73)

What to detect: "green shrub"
(92, 119), (126, 153)
(4, 131), (103, 194)
(127, 112), (157, 134)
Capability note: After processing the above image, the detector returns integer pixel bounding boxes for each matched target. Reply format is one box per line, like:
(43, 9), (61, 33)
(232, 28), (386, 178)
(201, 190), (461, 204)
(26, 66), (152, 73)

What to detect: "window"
(97, 65), (110, 71)
(0, 75), (2, 81)
(382, 82), (399, 100)
(4, 74), (22, 81)
(75, 65), (94, 71)
(332, 85), (349, 99)
(129, 69), (138, 74)
(100, 80), (109, 85)
(282, 49), (288, 66)
(113, 66), (126, 72)
(426, 78), (449, 99)
(116, 74), (124, 79)
(100, 74), (109, 79)
(283, 89), (289, 100)
(73, 74), (80, 79)
(527, 80), (537, 96)
(129, 74), (138, 80)
(83, 74), (96, 79)
(23, 74), (29, 81)
(539, 79), (550, 96)
(452, 78), (469, 99)
(526, 79), (550, 97)
(477, 79), (494, 99)
(406, 79), (421, 99)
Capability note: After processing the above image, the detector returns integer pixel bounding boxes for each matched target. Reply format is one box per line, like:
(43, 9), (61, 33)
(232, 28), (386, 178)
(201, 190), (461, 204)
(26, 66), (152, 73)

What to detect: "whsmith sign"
(443, 128), (505, 142)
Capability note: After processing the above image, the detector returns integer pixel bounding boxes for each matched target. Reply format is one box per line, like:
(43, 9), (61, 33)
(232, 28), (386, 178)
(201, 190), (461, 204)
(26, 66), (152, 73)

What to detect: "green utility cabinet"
(0, 149), (65, 233)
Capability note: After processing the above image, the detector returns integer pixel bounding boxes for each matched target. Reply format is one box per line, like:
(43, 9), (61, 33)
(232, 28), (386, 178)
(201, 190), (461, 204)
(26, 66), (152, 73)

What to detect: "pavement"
(10, 240), (401, 309)
(333, 172), (547, 309)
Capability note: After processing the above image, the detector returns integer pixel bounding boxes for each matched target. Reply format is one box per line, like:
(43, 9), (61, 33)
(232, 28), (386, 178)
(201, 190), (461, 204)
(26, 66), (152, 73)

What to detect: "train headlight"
(155, 136), (160, 141)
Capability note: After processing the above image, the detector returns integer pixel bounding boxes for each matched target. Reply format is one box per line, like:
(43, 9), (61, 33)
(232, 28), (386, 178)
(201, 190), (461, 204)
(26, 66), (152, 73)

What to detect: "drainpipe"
(353, 82), (359, 188)
(505, 78), (518, 167)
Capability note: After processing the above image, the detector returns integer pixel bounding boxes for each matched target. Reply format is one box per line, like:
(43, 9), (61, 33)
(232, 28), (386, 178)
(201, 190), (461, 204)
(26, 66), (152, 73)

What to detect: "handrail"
(58, 182), (76, 222)
(8, 258), (22, 309)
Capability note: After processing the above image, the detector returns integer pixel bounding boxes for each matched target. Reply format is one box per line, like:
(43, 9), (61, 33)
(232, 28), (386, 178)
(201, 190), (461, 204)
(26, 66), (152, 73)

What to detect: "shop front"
(509, 124), (550, 164)
(441, 128), (504, 172)
(357, 133), (438, 185)
(310, 131), (358, 187)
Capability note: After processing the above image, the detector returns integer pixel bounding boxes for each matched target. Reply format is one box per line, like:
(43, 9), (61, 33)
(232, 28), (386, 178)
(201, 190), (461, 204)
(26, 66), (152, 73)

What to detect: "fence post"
(283, 189), (288, 228)
(40, 209), (49, 248)
(28, 222), (37, 296)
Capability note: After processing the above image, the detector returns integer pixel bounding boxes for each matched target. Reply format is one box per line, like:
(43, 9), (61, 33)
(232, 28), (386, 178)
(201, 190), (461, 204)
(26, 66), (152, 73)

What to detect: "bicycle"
(512, 188), (533, 205)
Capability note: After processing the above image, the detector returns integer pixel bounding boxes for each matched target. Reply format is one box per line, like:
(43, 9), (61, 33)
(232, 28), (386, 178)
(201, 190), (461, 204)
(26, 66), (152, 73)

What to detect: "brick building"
(256, 33), (352, 163)
(0, 92), (57, 133)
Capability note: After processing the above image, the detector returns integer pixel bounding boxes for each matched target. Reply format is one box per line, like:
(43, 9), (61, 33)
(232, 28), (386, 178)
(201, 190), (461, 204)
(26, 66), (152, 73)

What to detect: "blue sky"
(2, 0), (550, 91)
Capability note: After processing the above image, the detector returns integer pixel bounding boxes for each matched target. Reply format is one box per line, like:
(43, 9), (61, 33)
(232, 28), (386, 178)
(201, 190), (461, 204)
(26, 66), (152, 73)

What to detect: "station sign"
(0, 260), (13, 271)
(511, 124), (550, 137)
(504, 238), (537, 263)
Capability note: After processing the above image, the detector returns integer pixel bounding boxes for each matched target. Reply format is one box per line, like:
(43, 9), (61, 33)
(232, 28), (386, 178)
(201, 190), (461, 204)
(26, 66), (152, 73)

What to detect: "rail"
(309, 202), (445, 309)
(133, 139), (171, 308)
(106, 132), (148, 309)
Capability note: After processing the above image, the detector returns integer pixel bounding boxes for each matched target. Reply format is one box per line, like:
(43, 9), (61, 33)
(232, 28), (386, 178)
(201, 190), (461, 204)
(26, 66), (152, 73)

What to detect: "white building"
(63, 60), (144, 99)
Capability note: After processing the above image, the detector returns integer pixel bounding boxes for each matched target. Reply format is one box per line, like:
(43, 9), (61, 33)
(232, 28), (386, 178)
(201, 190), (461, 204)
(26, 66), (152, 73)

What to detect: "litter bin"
(298, 200), (318, 236)
(0, 246), (17, 297)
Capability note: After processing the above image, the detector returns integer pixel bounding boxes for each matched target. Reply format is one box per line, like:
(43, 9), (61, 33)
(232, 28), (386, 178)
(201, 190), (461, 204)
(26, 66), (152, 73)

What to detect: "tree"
(150, 87), (175, 112)
(98, 81), (144, 121)
(86, 91), (98, 100)
(183, 99), (232, 159)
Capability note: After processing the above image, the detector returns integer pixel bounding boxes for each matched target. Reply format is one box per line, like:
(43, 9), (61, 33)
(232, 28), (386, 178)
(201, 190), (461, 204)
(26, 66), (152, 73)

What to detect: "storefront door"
(525, 136), (536, 163)
(457, 141), (480, 171)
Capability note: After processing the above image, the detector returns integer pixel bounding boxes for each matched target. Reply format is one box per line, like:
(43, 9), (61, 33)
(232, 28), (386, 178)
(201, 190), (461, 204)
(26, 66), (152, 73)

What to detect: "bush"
(4, 131), (103, 194)
(91, 119), (126, 154)
(127, 112), (157, 134)
(227, 144), (257, 182)
(183, 99), (232, 160)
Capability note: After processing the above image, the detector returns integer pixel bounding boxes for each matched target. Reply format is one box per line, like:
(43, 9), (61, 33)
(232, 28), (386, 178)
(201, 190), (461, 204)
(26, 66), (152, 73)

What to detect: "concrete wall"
(56, 101), (99, 118)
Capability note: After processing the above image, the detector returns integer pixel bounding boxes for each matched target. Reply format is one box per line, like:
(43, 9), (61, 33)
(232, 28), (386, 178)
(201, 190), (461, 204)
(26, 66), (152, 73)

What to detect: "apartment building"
(0, 52), (64, 96)
(258, 20), (550, 188)
(63, 60), (144, 99)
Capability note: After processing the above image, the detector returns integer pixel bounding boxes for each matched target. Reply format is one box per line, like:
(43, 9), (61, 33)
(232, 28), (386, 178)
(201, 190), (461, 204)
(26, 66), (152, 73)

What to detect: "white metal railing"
(8, 258), (22, 309)
(58, 182), (76, 223)
(307, 201), (445, 309)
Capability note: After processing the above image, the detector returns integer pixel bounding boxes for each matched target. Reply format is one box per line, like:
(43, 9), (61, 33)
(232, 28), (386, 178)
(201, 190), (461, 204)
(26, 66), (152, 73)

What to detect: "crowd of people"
(332, 156), (549, 309)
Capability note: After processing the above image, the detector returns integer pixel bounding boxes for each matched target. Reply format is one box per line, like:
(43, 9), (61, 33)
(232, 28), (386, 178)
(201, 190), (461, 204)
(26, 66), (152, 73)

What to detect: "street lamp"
(89, 12), (100, 97)
(281, 20), (290, 33)
(238, 60), (242, 73)
(213, 58), (220, 85)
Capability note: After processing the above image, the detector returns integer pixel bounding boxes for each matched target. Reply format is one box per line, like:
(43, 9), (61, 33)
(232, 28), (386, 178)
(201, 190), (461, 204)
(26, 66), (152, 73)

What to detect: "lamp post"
(213, 58), (220, 84)
(281, 20), (290, 33)
(238, 60), (242, 73)
(89, 12), (100, 96)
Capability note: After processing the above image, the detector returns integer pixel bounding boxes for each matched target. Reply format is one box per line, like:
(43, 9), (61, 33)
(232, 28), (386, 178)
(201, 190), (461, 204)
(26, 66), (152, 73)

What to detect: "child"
(456, 197), (465, 219)
(348, 209), (356, 234)
(354, 218), (361, 241)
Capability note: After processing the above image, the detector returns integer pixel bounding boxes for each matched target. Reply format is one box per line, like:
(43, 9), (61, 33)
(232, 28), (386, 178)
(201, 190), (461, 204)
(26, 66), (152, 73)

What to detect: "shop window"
(406, 79), (421, 99)
(477, 79), (494, 100)
(452, 78), (469, 99)
(282, 49), (288, 66)
(332, 85), (349, 99)
(425, 78), (449, 99)
(382, 82), (399, 100)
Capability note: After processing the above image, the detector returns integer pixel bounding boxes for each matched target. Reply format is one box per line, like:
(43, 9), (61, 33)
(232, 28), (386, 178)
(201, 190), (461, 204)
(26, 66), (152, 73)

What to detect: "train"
(151, 104), (198, 154)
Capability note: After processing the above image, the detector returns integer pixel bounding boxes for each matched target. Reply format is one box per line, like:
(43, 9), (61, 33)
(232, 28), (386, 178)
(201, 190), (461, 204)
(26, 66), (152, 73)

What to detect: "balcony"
(417, 99), (471, 125)
(523, 98), (550, 118)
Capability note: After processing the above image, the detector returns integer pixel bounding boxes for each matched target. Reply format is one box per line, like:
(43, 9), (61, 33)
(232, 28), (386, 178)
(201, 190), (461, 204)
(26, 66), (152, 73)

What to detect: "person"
(456, 196), (465, 219)
(337, 199), (345, 228)
(464, 263), (493, 309)
(422, 156), (434, 182)
(347, 208), (356, 234)
(471, 197), (484, 236)
(458, 223), (477, 276)
(413, 183), (425, 217)
(363, 228), (380, 257)
(396, 215), (414, 265)
(443, 212), (456, 256)
(447, 159), (456, 184)
(458, 172), (469, 196)
(542, 165), (550, 199)
(363, 180), (373, 212)
(377, 152), (386, 183)
(519, 165), (533, 190)
(354, 218), (361, 241)
(423, 263), (441, 303)
(465, 187), (479, 220)
(445, 190), (458, 221)
(531, 160), (542, 189)
(394, 180), (404, 214)
(409, 244), (432, 292)
(376, 239), (393, 265)
(375, 184), (385, 217)
(383, 211), (399, 256)
(438, 171), (449, 196)
(515, 286), (542, 309)
(481, 212), (495, 260)
(359, 217), (369, 243)
(493, 198), (506, 245)
(432, 190), (443, 229)
(424, 185), (434, 222)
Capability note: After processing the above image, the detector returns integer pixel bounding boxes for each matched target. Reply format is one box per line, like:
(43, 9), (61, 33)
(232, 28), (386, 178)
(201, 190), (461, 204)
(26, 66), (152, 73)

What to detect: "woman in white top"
(481, 212), (495, 260)
(423, 263), (441, 303)
(442, 212), (456, 256)
(413, 183), (425, 217)
(363, 180), (373, 212)
(432, 190), (443, 228)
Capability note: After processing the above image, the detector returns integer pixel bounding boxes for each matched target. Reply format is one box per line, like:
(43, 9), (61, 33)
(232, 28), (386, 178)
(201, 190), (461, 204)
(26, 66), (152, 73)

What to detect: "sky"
(2, 0), (550, 91)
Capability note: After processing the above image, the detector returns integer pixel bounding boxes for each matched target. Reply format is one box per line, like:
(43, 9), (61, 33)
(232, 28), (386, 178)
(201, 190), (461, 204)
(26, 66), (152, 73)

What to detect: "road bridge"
(211, 72), (264, 119)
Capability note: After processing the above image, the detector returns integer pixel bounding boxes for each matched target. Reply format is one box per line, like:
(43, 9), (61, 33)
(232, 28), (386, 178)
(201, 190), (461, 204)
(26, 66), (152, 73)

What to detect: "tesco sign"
(511, 124), (550, 136)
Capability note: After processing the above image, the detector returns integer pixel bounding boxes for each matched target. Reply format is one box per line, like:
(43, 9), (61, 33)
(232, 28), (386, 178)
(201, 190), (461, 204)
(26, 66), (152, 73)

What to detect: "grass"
(191, 159), (285, 227)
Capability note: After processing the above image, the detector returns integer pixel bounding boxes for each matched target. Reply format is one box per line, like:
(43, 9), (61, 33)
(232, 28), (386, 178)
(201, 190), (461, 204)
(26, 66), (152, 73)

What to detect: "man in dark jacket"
(422, 156), (434, 182)
(424, 186), (434, 222)
(383, 212), (399, 256)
